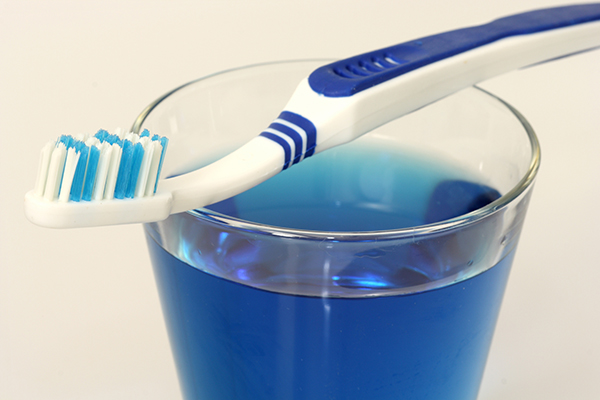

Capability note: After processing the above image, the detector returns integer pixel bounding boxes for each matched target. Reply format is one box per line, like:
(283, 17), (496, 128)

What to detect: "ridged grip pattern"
(308, 4), (600, 97)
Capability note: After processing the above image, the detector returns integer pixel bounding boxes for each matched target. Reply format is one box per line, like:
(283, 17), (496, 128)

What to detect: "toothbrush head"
(25, 128), (173, 228)
(34, 128), (168, 202)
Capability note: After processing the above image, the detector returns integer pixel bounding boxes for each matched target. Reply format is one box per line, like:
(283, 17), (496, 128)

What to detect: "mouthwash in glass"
(145, 144), (515, 400)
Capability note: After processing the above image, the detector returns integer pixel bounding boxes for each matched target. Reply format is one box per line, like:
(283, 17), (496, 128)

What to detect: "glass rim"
(133, 59), (541, 241)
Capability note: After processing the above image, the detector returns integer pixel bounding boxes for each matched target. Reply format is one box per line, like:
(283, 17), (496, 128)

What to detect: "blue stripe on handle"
(269, 122), (304, 164)
(278, 111), (317, 157)
(308, 4), (600, 97)
(260, 131), (292, 170)
(260, 112), (319, 170)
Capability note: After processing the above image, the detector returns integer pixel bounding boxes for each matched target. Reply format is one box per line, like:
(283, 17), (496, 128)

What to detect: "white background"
(1, 1), (598, 399)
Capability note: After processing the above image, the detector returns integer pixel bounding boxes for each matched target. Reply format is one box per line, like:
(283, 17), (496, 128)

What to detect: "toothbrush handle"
(165, 4), (600, 214)
(309, 4), (600, 97)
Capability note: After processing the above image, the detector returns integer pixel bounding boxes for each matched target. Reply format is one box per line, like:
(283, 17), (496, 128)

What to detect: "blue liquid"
(208, 145), (500, 232)
(146, 146), (514, 400)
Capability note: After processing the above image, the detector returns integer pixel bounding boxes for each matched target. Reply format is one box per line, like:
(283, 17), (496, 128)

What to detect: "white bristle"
(86, 136), (100, 147)
(34, 140), (55, 197)
(58, 147), (80, 202)
(135, 137), (154, 197)
(31, 129), (167, 205)
(145, 141), (163, 196)
(92, 142), (112, 201)
(114, 127), (126, 140)
(124, 132), (138, 144)
(83, 137), (102, 200)
(44, 143), (67, 201)
(103, 143), (122, 200)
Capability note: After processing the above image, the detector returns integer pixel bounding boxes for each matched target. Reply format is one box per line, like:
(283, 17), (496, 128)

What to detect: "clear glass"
(134, 60), (540, 400)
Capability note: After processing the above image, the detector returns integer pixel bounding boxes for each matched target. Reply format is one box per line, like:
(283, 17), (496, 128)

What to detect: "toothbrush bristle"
(36, 129), (168, 202)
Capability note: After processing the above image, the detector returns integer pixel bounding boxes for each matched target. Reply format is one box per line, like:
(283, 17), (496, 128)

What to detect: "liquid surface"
(146, 146), (514, 399)
(155, 146), (504, 297)
(207, 144), (500, 231)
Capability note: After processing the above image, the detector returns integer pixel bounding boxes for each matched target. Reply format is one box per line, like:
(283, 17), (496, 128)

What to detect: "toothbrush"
(25, 4), (600, 229)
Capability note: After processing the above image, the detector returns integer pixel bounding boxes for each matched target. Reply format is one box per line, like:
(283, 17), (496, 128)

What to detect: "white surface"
(1, 1), (598, 399)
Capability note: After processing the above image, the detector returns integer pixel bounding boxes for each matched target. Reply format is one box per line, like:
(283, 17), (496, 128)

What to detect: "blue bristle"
(82, 145), (100, 201)
(108, 136), (121, 146)
(96, 131), (120, 145)
(52, 129), (168, 201)
(114, 140), (134, 199)
(59, 135), (74, 148)
(94, 129), (109, 142)
(70, 141), (89, 202)
(125, 142), (145, 198)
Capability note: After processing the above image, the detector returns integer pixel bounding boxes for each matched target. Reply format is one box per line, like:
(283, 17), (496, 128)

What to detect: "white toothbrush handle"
(24, 5), (600, 228)
(160, 136), (284, 214)
(166, 5), (600, 212)
(290, 18), (600, 155)
(24, 190), (173, 228)
(289, 4), (600, 155)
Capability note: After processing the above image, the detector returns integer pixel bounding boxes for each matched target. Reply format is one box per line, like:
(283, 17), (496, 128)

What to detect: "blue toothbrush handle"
(309, 4), (600, 97)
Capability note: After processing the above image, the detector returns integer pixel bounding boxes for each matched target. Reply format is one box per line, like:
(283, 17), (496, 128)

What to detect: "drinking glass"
(133, 60), (539, 400)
